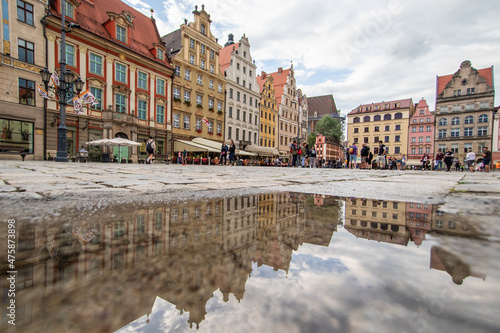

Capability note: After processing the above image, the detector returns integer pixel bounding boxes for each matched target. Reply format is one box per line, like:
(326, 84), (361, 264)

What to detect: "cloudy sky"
(124, 0), (500, 116)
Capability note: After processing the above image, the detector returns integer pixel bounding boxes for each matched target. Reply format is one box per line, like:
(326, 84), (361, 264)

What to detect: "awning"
(173, 139), (219, 153)
(192, 137), (256, 156)
(243, 145), (280, 156)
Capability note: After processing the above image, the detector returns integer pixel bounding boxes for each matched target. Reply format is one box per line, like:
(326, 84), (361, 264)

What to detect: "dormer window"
(201, 24), (206, 35)
(117, 25), (127, 43)
(65, 2), (75, 19)
(157, 49), (164, 60)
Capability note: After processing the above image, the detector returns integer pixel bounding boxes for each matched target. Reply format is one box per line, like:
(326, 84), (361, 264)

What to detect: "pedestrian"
(291, 140), (298, 167)
(401, 154), (406, 170)
(435, 150), (444, 171)
(220, 142), (228, 165)
(482, 147), (491, 173)
(309, 146), (317, 168)
(182, 148), (187, 165)
(377, 141), (386, 169)
(301, 142), (309, 167)
(368, 151), (374, 169)
(146, 136), (155, 164)
(420, 153), (430, 170)
(360, 143), (370, 169)
(396, 153), (403, 171)
(177, 151), (182, 164)
(444, 148), (454, 171)
(229, 140), (236, 166)
(465, 148), (476, 172)
(348, 143), (358, 169)
(455, 160), (461, 171)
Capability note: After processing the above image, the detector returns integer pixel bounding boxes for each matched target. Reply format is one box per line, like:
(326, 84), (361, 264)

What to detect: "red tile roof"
(50, 0), (172, 69)
(265, 68), (291, 105)
(348, 98), (413, 115)
(256, 72), (267, 93)
(437, 67), (493, 96)
(219, 43), (239, 74)
(307, 95), (338, 118)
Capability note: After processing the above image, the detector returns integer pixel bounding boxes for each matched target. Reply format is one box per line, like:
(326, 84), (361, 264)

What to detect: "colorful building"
(219, 34), (260, 148)
(434, 60), (495, 163)
(347, 98), (414, 157)
(315, 135), (344, 164)
(162, 5), (225, 146)
(407, 98), (435, 165)
(256, 71), (278, 149)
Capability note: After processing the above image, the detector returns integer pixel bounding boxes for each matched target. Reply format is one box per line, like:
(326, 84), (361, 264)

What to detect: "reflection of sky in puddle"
(1, 193), (499, 333)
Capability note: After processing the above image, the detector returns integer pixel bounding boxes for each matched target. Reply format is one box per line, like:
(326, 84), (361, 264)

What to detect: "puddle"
(1, 193), (498, 333)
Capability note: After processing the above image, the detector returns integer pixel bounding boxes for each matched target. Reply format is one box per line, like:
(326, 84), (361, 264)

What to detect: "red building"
(315, 135), (344, 164)
(407, 98), (435, 166)
(44, 0), (174, 160)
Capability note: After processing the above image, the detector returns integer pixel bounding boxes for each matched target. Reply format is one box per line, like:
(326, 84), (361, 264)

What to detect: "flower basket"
(208, 107), (214, 111)
(196, 129), (202, 133)
(184, 101), (191, 106)
(217, 133), (222, 136)
(217, 110), (223, 115)
(208, 131), (213, 135)
(196, 104), (203, 108)
(173, 97), (181, 102)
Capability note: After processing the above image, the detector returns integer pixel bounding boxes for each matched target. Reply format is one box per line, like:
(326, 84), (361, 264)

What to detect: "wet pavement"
(0, 161), (500, 332)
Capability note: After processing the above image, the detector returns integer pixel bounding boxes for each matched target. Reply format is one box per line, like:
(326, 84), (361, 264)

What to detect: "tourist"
(348, 143), (358, 169)
(360, 143), (370, 169)
(182, 148), (187, 165)
(376, 141), (386, 169)
(401, 154), (407, 170)
(220, 142), (228, 166)
(435, 150), (444, 171)
(465, 148), (476, 172)
(444, 148), (454, 171)
(420, 153), (430, 170)
(146, 136), (155, 164)
(177, 151), (182, 164)
(290, 140), (298, 167)
(396, 153), (403, 171)
(229, 140), (236, 166)
(482, 147), (491, 173)
(309, 146), (317, 168)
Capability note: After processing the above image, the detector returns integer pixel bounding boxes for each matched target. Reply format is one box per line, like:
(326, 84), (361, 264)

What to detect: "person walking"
(396, 153), (403, 171)
(309, 146), (317, 168)
(291, 140), (298, 167)
(420, 153), (430, 170)
(182, 148), (187, 165)
(360, 143), (370, 169)
(220, 142), (228, 165)
(377, 141), (386, 169)
(444, 148), (454, 171)
(465, 148), (476, 172)
(177, 151), (182, 164)
(482, 147), (492, 173)
(146, 136), (155, 164)
(301, 142), (309, 167)
(401, 154), (407, 170)
(228, 140), (236, 166)
(348, 143), (358, 169)
(435, 150), (444, 171)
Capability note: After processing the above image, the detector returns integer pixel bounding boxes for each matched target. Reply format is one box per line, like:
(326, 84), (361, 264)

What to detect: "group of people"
(420, 147), (492, 172)
(288, 140), (317, 167)
(219, 140), (237, 166)
(346, 141), (407, 170)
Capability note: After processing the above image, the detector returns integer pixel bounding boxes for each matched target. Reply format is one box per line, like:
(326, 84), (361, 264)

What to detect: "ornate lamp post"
(40, 0), (83, 162)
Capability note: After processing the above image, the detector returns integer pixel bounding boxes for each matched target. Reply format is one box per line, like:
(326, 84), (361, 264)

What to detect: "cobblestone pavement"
(1, 161), (499, 217)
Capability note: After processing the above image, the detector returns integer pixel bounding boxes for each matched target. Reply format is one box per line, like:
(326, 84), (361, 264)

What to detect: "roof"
(162, 29), (182, 58)
(256, 73), (266, 93)
(348, 98), (413, 115)
(219, 43), (239, 75)
(437, 66), (493, 96)
(51, 0), (172, 69)
(307, 95), (338, 118)
(266, 68), (291, 105)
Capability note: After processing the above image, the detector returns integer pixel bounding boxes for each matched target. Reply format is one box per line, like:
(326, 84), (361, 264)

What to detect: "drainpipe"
(41, 8), (51, 160)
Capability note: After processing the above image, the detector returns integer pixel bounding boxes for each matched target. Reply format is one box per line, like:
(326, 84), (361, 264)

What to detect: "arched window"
(394, 112), (403, 119)
(200, 24), (206, 35)
(438, 118), (447, 126)
(374, 115), (381, 121)
(363, 116), (370, 122)
(478, 114), (488, 123)
(384, 114), (391, 120)
(464, 115), (473, 124)
(451, 117), (460, 125)
(353, 117), (360, 123)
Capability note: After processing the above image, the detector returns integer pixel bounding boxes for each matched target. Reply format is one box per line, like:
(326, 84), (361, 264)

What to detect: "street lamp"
(39, 0), (83, 162)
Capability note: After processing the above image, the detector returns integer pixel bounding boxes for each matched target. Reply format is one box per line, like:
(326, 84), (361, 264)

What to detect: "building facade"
(493, 107), (500, 164)
(256, 72), (278, 148)
(347, 98), (414, 157)
(434, 60), (495, 162)
(298, 89), (309, 141)
(219, 34), (260, 148)
(315, 135), (343, 164)
(41, 0), (174, 161)
(265, 67), (299, 156)
(307, 94), (339, 133)
(0, 0), (48, 160)
(407, 98), (435, 165)
(162, 5), (225, 145)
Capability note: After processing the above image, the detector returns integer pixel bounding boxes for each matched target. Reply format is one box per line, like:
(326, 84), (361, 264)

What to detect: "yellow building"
(256, 73), (278, 148)
(347, 98), (414, 157)
(162, 5), (226, 145)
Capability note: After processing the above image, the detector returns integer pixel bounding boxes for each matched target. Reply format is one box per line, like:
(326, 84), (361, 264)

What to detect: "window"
(138, 72), (148, 90)
(237, 91), (240, 101)
(200, 59), (205, 69)
(465, 115), (473, 124)
(438, 129), (446, 138)
(157, 49), (164, 60)
(217, 101), (222, 112)
(394, 112), (403, 119)
(210, 49), (215, 59)
(65, 44), (75, 67)
(208, 99), (214, 109)
(411, 137), (416, 143)
(467, 88), (475, 95)
(236, 128), (239, 140)
(196, 95), (202, 106)
(363, 116), (370, 122)
(478, 127), (488, 136)
(90, 53), (103, 75)
(426, 136), (431, 142)
(236, 77), (240, 85)
(237, 63), (240, 70)
(243, 111), (246, 122)
(395, 124), (401, 130)
(438, 118), (447, 126)
(201, 44), (206, 54)
(228, 126), (232, 139)
(229, 88), (233, 98)
(395, 135), (400, 142)
(236, 109), (240, 120)
(210, 64), (214, 74)
(464, 127), (473, 137)
(385, 125), (390, 131)
(466, 103), (474, 110)
(363, 127), (369, 133)
(196, 118), (202, 131)
(384, 136), (389, 142)
(353, 128), (359, 133)
(156, 105), (165, 123)
(209, 80), (214, 89)
(156, 79), (165, 95)
(440, 106), (448, 113)
(201, 24), (206, 35)
(374, 126), (380, 132)
(411, 148), (416, 154)
(117, 25), (127, 43)
(184, 91), (190, 102)
(426, 125), (431, 132)
(18, 39), (34, 64)
(183, 116), (190, 129)
(243, 94), (246, 103)
(452, 105), (460, 112)
(17, 0), (34, 25)
(353, 117), (360, 123)
(173, 87), (180, 99)
(138, 100), (147, 120)
(374, 115), (381, 121)
(175, 65), (180, 76)
(384, 114), (391, 120)
(115, 94), (126, 113)
(189, 54), (195, 65)
(197, 74), (203, 85)
(418, 147), (423, 154)
(451, 144), (459, 153)
(184, 69), (191, 80)
(65, 1), (74, 19)
(217, 123), (222, 134)
(411, 127), (416, 133)
(453, 89), (461, 96)
(218, 83), (223, 93)
(419, 126), (424, 132)
(463, 143), (472, 153)
(451, 128), (459, 137)
(173, 114), (180, 128)
(418, 137), (424, 143)
(451, 117), (460, 125)
(115, 63), (126, 83)
(90, 87), (102, 110)
(478, 114), (488, 123)
(190, 38), (195, 48)
(228, 106), (233, 118)
(19, 78), (35, 106)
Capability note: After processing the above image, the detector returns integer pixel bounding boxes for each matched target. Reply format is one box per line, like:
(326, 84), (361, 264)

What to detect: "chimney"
(278, 67), (283, 74)
(261, 71), (266, 78)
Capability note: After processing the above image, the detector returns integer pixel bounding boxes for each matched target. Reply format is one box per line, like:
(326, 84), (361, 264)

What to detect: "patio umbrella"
(86, 138), (141, 161)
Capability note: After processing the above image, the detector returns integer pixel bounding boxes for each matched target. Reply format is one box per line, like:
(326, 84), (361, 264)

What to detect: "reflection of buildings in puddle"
(430, 246), (486, 285)
(0, 193), (339, 332)
(431, 207), (478, 238)
(406, 202), (433, 246)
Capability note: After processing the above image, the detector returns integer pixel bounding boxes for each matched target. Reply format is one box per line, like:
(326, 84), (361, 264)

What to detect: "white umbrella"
(86, 138), (141, 161)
